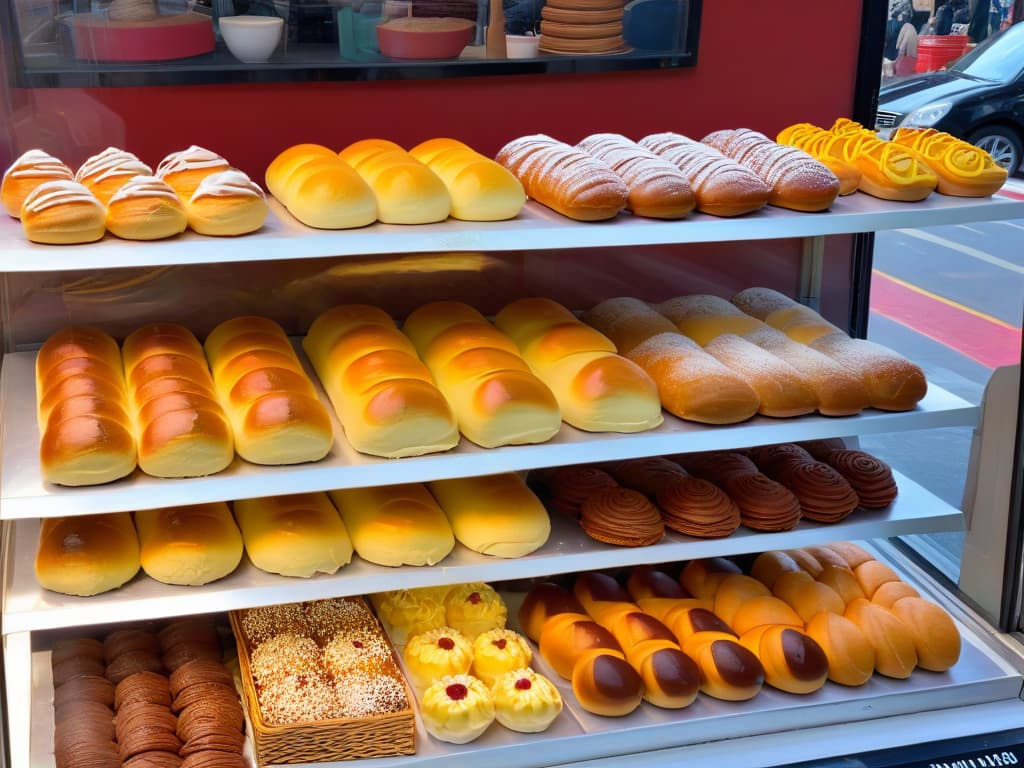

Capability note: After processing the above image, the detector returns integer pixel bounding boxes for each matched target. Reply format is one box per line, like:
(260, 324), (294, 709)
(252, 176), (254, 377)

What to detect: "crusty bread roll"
(891, 127), (1007, 197)
(703, 334), (818, 417)
(105, 176), (187, 241)
(303, 304), (458, 458)
(495, 298), (663, 433)
(809, 333), (928, 412)
(2, 149), (74, 218)
(804, 611), (875, 686)
(871, 580), (920, 609)
(204, 316), (333, 465)
(575, 133), (696, 219)
(495, 134), (629, 221)
(817, 564), (867, 605)
(75, 147), (152, 206)
(638, 133), (770, 217)
(185, 169), (268, 236)
(730, 287), (843, 344)
(889, 597), (961, 672)
(854, 559), (902, 598)
(37, 326), (137, 486)
(266, 145), (377, 229)
(156, 145), (230, 201)
(750, 550), (803, 589)
(427, 473), (550, 557)
(845, 597), (917, 678)
(233, 492), (353, 577)
(338, 139), (450, 224)
(739, 625), (829, 694)
(328, 483), (455, 567)
(20, 180), (106, 244)
(408, 138), (526, 221)
(401, 301), (561, 448)
(701, 128), (840, 212)
(134, 502), (243, 585)
(656, 295), (764, 346)
(36, 513), (140, 596)
(122, 323), (234, 478)
(571, 649), (644, 716)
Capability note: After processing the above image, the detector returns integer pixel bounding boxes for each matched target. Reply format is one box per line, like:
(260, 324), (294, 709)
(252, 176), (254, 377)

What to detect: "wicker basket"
(229, 603), (416, 764)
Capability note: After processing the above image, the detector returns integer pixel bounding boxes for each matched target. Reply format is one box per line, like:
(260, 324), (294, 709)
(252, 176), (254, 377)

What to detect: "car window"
(950, 24), (1024, 82)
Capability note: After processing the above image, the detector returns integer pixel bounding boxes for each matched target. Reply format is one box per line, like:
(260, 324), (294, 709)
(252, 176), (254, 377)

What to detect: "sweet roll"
(418, 674), (494, 744)
(403, 627), (474, 691)
(105, 176), (187, 241)
(775, 122), (861, 195)
(655, 294), (764, 346)
(570, 649), (643, 716)
(738, 625), (829, 694)
(817, 564), (868, 605)
(853, 559), (902, 598)
(490, 668), (562, 732)
(804, 611), (875, 686)
(680, 632), (764, 701)
(656, 473), (741, 538)
(518, 583), (587, 642)
(678, 557), (742, 599)
(751, 445), (859, 524)
(771, 571), (846, 621)
(871, 581), (920, 609)
(373, 588), (447, 646)
(808, 332), (928, 412)
(889, 597), (960, 672)
(75, 148), (153, 205)
(823, 541), (875, 569)
(750, 550), (804, 589)
(572, 572), (636, 624)
(185, 169), (267, 236)
(443, 583), (508, 640)
(821, 449), (898, 508)
(134, 502), (242, 585)
(663, 606), (734, 644)
(580, 296), (677, 355)
(156, 145), (230, 200)
(2, 149), (74, 218)
(265, 143), (377, 229)
(36, 513), (140, 595)
(545, 465), (618, 518)
(538, 613), (625, 680)
(607, 456), (686, 497)
(471, 629), (532, 687)
(891, 127), (1007, 197)
(579, 487), (665, 546)
(844, 598), (917, 678)
(20, 180), (105, 244)
(730, 286), (843, 344)
(625, 566), (687, 601)
(689, 460), (802, 532)
(338, 139), (450, 224)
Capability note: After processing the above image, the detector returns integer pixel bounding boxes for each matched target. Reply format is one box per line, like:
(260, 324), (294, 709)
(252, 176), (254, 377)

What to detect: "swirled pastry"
(716, 472), (801, 532)
(546, 465), (619, 519)
(891, 127), (1007, 197)
(579, 487), (664, 546)
(824, 448), (898, 508)
(775, 123), (861, 195)
(106, 176), (187, 241)
(76, 148), (153, 205)
(758, 452), (859, 524)
(186, 169), (267, 236)
(2, 149), (74, 218)
(656, 474), (740, 538)
(20, 180), (106, 244)
(608, 456), (687, 497)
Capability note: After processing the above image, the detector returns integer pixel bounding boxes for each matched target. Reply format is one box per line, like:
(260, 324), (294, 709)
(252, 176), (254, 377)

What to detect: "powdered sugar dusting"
(704, 333), (811, 389)
(658, 295), (748, 322)
(76, 147), (152, 184)
(701, 129), (840, 198)
(577, 133), (693, 198)
(639, 132), (769, 199)
(730, 287), (796, 320)
(582, 297), (676, 351)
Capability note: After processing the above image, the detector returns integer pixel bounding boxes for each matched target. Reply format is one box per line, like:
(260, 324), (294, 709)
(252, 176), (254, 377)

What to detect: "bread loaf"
(494, 298), (663, 433)
(539, 615), (621, 680)
(75, 148), (153, 206)
(570, 649), (644, 716)
(156, 145), (230, 201)
(656, 295), (764, 346)
(579, 296), (677, 356)
(775, 123), (862, 195)
(701, 128), (840, 212)
(703, 334), (818, 417)
(889, 596), (961, 672)
(185, 169), (268, 236)
(408, 138), (526, 221)
(204, 316), (333, 465)
(730, 286), (841, 343)
(122, 323), (234, 478)
(328, 483), (455, 567)
(680, 632), (764, 701)
(338, 139), (450, 224)
(575, 133), (696, 219)
(233, 493), (353, 577)
(401, 301), (561, 448)
(106, 176), (188, 241)
(2, 149), (74, 218)
(20, 180), (106, 244)
(36, 513), (140, 595)
(37, 326), (137, 486)
(891, 127), (1007, 197)
(804, 611), (875, 686)
(638, 132), (770, 216)
(134, 502), (243, 585)
(844, 597), (917, 678)
(303, 304), (458, 458)
(738, 625), (829, 694)
(495, 134), (629, 221)
(624, 641), (700, 709)
(518, 583), (587, 642)
(265, 144), (377, 229)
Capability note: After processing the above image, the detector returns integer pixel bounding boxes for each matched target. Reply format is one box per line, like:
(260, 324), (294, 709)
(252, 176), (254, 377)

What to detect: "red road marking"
(998, 188), (1024, 201)
(871, 271), (1022, 369)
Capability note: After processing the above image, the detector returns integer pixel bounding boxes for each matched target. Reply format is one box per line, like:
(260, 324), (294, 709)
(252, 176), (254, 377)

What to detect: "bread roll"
(573, 572), (635, 623)
(607, 611), (677, 651)
(889, 597), (961, 672)
(233, 493), (353, 577)
(664, 606), (734, 644)
(851, 135), (938, 202)
(638, 597), (707, 623)
(844, 598), (917, 678)
(809, 333), (928, 412)
(730, 596), (803, 636)
(871, 580), (920, 609)
(495, 298), (663, 433)
(712, 574), (771, 628)
(134, 502), (242, 585)
(891, 127), (1007, 197)
(539, 615), (621, 679)
(338, 140), (450, 224)
(817, 564), (867, 605)
(401, 302), (561, 448)
(185, 169), (267, 236)
(303, 304), (458, 458)
(495, 134), (629, 221)
(679, 557), (742, 599)
(681, 632), (764, 701)
(638, 132), (770, 217)
(328, 483), (454, 566)
(703, 333), (818, 417)
(106, 176), (187, 241)
(775, 122), (862, 195)
(750, 550), (803, 589)
(427, 473), (550, 557)
(824, 541), (875, 569)
(20, 180), (106, 244)
(204, 316), (333, 464)
(408, 138), (526, 221)
(2, 149), (74, 218)
(571, 649), (644, 716)
(36, 513), (140, 596)
(701, 128), (840, 212)
(625, 642), (700, 709)
(37, 327), (137, 486)
(575, 133), (696, 219)
(156, 145), (230, 201)
(626, 566), (687, 601)
(266, 145), (377, 229)
(772, 571), (845, 622)
(738, 625), (829, 694)
(518, 583), (587, 642)
(122, 323), (233, 478)
(579, 487), (665, 547)
(580, 296), (677, 356)
(854, 559), (902, 598)
(730, 287), (843, 344)
(75, 148), (152, 206)
(656, 294), (764, 345)
(804, 611), (874, 686)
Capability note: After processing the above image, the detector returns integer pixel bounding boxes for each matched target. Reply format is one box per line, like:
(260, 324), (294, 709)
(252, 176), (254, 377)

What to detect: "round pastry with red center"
(471, 629), (532, 687)
(444, 583), (508, 641)
(403, 627), (473, 691)
(419, 674), (495, 744)
(490, 668), (563, 732)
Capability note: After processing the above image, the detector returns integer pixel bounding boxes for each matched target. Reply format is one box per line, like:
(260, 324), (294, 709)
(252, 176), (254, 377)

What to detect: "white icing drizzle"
(639, 132), (767, 197)
(22, 180), (103, 214)
(75, 147), (152, 184)
(3, 149), (73, 181)
(108, 175), (181, 204)
(156, 145), (228, 179)
(189, 169), (265, 202)
(576, 133), (692, 195)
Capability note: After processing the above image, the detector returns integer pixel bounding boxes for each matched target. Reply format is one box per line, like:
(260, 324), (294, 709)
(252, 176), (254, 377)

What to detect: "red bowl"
(376, 17), (475, 59)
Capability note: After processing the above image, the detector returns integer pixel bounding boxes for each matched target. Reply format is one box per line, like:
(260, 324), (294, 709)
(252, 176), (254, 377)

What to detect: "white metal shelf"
(0, 194), (1020, 273)
(2, 469), (962, 633)
(1, 347), (978, 519)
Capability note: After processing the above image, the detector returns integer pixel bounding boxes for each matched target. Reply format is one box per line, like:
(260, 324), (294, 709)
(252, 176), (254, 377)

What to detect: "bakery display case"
(4, 1), (1024, 767)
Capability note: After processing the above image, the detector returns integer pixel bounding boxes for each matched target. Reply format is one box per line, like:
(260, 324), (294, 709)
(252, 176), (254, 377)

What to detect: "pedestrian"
(934, 0), (954, 33)
(952, 0), (971, 24)
(884, 11), (902, 61)
(895, 11), (919, 74)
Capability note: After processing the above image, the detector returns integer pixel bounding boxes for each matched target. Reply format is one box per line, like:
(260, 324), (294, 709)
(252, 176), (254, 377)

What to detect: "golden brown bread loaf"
(738, 625), (829, 694)
(571, 649), (644, 716)
(804, 611), (875, 686)
(572, 571), (637, 625)
(730, 287), (843, 344)
(679, 557), (743, 599)
(408, 138), (526, 221)
(575, 133), (696, 219)
(771, 570), (846, 621)
(75, 148), (152, 206)
(539, 614), (622, 680)
(845, 597), (917, 678)
(339, 139), (450, 224)
(891, 127), (1008, 197)
(638, 132), (770, 217)
(495, 134), (629, 221)
(122, 323), (234, 478)
(625, 565), (688, 601)
(134, 502), (243, 585)
(701, 128), (840, 212)
(681, 631), (764, 700)
(105, 176), (187, 241)
(204, 316), (333, 465)
(36, 326), (137, 486)
(775, 122), (862, 195)
(581, 296), (678, 355)
(729, 596), (803, 636)
(703, 334), (818, 418)
(156, 145), (231, 201)
(656, 295), (764, 346)
(265, 144), (377, 229)
(36, 513), (140, 595)
(401, 301), (561, 448)
(303, 304), (458, 458)
(518, 583), (587, 642)
(624, 641), (701, 709)
(20, 180), (106, 244)
(494, 298), (663, 433)
(889, 596), (961, 672)
(2, 149), (74, 218)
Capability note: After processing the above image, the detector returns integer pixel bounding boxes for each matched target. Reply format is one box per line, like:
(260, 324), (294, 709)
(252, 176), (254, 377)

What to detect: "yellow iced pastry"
(373, 589), (446, 646)
(490, 668), (563, 733)
(403, 627), (473, 691)
(444, 582), (508, 640)
(419, 674), (495, 744)
(471, 629), (532, 687)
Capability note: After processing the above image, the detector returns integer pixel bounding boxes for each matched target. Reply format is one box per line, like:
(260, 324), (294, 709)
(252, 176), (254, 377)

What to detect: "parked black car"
(876, 21), (1024, 175)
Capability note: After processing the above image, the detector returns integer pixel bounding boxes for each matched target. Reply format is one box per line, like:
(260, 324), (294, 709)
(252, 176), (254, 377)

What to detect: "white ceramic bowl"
(220, 15), (283, 63)
(505, 34), (539, 58)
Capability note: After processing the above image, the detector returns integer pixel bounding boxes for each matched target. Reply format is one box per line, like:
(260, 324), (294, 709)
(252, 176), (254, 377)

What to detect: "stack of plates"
(538, 0), (629, 54)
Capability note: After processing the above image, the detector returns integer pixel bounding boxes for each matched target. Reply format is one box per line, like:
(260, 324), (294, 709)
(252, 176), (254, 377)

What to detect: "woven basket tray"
(229, 603), (416, 764)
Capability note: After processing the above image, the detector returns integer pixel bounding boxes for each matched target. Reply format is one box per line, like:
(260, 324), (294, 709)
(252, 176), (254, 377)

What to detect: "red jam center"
(437, 637), (455, 650)
(352, 641), (364, 649)
(446, 683), (468, 700)
(468, 592), (482, 605)
(493, 639), (508, 650)
(514, 678), (532, 690)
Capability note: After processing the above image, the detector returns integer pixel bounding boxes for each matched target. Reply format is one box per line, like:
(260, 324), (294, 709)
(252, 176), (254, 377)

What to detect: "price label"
(893, 748), (1024, 768)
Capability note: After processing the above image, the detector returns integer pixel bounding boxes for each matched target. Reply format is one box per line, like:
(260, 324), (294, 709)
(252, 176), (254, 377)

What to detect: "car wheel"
(968, 125), (1023, 175)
